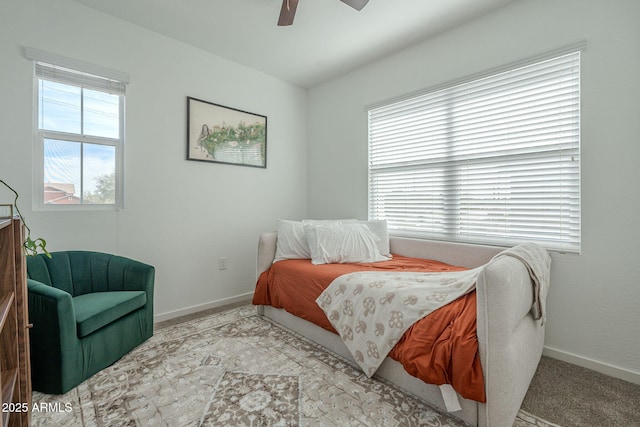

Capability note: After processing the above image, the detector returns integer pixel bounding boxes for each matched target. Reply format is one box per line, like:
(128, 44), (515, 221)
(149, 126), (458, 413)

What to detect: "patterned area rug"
(32, 305), (559, 426)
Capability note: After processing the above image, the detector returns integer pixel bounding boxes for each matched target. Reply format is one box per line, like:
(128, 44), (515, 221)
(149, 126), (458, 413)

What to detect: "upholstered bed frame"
(255, 231), (545, 427)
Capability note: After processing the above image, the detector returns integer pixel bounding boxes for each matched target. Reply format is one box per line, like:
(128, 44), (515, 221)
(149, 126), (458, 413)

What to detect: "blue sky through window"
(44, 140), (115, 197)
(83, 89), (120, 139)
(39, 80), (81, 134)
(39, 78), (119, 202)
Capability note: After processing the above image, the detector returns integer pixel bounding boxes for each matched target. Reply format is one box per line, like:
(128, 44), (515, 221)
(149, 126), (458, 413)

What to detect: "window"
(368, 51), (581, 252)
(29, 50), (127, 208)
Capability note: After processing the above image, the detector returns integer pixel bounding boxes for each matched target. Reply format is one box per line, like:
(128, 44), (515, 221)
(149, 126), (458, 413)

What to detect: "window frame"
(367, 47), (583, 253)
(28, 49), (127, 211)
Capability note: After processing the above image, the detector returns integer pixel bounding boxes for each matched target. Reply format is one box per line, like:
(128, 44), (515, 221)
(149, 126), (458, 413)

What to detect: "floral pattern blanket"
(316, 267), (482, 377)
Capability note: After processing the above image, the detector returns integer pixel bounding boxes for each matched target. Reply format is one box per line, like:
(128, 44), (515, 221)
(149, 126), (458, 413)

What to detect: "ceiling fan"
(278, 0), (369, 26)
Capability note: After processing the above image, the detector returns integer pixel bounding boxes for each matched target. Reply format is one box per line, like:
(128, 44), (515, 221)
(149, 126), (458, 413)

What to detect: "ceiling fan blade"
(278, 0), (299, 26)
(340, 0), (369, 11)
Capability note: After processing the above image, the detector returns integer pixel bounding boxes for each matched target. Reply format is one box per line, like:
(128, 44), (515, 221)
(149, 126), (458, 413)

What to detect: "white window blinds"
(35, 62), (126, 95)
(25, 47), (130, 91)
(368, 51), (580, 252)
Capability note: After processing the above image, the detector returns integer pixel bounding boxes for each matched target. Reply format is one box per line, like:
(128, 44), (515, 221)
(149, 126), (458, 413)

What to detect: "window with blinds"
(29, 51), (128, 209)
(368, 51), (580, 252)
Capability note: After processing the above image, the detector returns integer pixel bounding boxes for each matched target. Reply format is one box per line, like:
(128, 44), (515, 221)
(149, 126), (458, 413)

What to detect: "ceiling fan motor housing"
(278, 0), (369, 26)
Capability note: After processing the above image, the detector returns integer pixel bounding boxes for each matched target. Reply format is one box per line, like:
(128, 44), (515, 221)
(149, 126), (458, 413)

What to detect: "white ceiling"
(71, 0), (517, 88)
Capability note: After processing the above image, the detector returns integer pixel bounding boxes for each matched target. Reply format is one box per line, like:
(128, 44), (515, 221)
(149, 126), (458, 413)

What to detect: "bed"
(253, 223), (549, 427)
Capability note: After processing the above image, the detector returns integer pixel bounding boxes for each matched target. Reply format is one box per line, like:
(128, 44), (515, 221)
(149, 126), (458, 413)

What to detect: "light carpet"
(32, 305), (560, 426)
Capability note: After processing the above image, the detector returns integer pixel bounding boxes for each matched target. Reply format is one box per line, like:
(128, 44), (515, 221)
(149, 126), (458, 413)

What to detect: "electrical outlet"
(218, 257), (227, 270)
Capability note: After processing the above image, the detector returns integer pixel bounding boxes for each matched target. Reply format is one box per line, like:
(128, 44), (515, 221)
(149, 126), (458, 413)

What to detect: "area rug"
(32, 305), (559, 426)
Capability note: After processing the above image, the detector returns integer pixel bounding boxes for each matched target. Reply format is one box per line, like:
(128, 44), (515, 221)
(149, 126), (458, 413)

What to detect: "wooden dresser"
(0, 208), (31, 427)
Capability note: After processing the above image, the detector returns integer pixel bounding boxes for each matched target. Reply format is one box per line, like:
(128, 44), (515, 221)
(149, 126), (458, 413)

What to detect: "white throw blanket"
(490, 242), (552, 324)
(316, 267), (482, 377)
(316, 242), (551, 380)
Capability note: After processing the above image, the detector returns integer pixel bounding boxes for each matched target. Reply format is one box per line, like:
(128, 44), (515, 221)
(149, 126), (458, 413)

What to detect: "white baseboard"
(153, 292), (254, 323)
(543, 345), (640, 385)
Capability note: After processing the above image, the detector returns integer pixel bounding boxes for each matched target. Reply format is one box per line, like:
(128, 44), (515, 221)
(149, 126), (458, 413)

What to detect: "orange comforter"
(252, 255), (486, 402)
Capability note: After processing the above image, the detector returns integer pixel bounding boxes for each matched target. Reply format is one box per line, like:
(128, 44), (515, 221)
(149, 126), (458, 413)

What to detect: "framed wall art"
(187, 97), (267, 168)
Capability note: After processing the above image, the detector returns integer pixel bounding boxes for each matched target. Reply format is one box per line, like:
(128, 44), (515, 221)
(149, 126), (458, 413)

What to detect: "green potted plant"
(1, 179), (50, 257)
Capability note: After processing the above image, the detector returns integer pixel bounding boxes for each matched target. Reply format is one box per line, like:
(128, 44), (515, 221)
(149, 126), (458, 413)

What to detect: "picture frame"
(187, 97), (267, 168)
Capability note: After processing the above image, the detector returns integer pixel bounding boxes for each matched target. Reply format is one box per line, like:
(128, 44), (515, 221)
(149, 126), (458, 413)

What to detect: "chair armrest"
(27, 279), (77, 348)
(119, 259), (155, 295)
(28, 279), (83, 393)
(116, 258), (155, 337)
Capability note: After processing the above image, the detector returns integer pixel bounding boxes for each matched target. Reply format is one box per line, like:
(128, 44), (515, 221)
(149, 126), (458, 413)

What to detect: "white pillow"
(273, 220), (310, 262)
(273, 219), (350, 263)
(272, 219), (387, 263)
(302, 219), (356, 224)
(356, 220), (391, 257)
(303, 219), (389, 256)
(304, 222), (391, 265)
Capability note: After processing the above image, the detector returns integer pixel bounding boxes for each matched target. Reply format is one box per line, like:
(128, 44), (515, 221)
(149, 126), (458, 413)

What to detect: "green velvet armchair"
(27, 251), (155, 394)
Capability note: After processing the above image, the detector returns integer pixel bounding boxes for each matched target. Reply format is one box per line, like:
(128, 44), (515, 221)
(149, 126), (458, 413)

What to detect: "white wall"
(2, 0), (638, 385)
(307, 0), (640, 383)
(0, 0), (308, 319)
